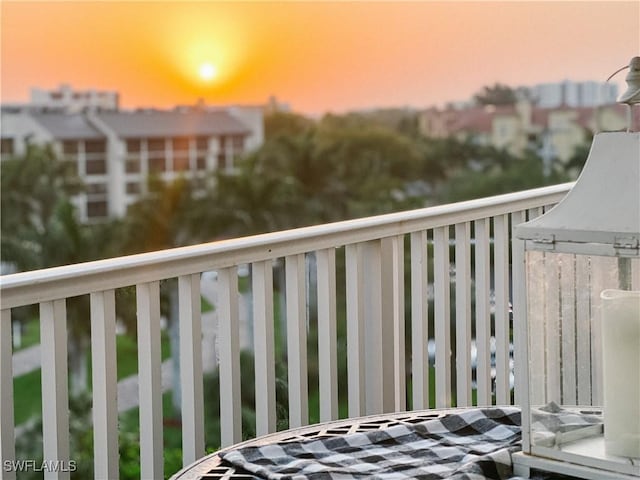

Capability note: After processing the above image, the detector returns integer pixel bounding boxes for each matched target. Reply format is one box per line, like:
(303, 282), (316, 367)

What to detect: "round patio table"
(170, 407), (505, 480)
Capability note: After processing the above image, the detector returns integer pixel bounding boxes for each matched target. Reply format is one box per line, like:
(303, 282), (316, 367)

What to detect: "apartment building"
(30, 84), (119, 112)
(1, 106), (261, 221)
(418, 101), (634, 163)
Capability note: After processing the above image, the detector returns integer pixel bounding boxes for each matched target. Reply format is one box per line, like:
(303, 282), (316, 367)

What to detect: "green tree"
(473, 83), (518, 106)
(0, 145), (114, 393)
(1, 144), (84, 270)
(441, 151), (569, 203)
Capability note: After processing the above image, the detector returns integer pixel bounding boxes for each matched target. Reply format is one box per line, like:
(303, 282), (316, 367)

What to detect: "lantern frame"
(511, 131), (640, 479)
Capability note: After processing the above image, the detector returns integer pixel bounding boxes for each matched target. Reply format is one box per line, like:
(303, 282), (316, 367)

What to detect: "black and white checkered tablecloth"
(220, 407), (525, 479)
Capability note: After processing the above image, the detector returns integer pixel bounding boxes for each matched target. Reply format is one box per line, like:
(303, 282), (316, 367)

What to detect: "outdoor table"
(170, 406), (579, 480)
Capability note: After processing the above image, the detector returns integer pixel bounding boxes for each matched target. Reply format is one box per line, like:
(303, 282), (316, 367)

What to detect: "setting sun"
(198, 62), (217, 81)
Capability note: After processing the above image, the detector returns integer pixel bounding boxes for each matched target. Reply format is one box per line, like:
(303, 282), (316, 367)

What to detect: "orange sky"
(1, 1), (639, 114)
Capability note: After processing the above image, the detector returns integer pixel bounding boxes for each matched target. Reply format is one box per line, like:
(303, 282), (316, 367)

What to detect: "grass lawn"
(13, 318), (40, 351)
(13, 331), (171, 426)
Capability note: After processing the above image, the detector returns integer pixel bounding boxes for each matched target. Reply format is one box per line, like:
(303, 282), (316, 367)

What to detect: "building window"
(219, 136), (226, 150)
(147, 138), (165, 153)
(126, 182), (141, 194)
(87, 199), (108, 218)
(126, 158), (141, 173)
(85, 140), (107, 154)
(86, 158), (107, 175)
(172, 137), (190, 153)
(173, 155), (190, 171)
(196, 155), (207, 170)
(126, 139), (141, 153)
(149, 157), (166, 173)
(196, 136), (208, 151)
(87, 183), (107, 195)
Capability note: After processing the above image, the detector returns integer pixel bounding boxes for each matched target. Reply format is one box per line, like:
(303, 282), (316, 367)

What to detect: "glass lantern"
(512, 126), (640, 476)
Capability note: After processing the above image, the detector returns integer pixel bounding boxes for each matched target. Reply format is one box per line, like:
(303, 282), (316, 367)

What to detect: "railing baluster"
(0, 309), (15, 480)
(179, 274), (204, 465)
(474, 218), (491, 406)
(384, 236), (406, 411)
(494, 214), (510, 404)
(317, 248), (338, 421)
(90, 290), (118, 479)
(345, 244), (365, 417)
(559, 254), (577, 405)
(218, 267), (242, 446)
(40, 299), (70, 480)
(528, 251), (546, 406)
(545, 253), (561, 402)
(136, 281), (163, 480)
(285, 254), (308, 427)
(575, 256), (592, 405)
(362, 241), (384, 414)
(455, 223), (472, 407)
(511, 210), (527, 408)
(433, 226), (451, 408)
(252, 260), (276, 435)
(410, 231), (429, 410)
(511, 210), (529, 448)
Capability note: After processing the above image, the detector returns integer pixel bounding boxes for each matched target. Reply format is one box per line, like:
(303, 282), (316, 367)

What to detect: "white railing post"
(559, 254), (577, 405)
(493, 214), (511, 404)
(511, 210), (530, 450)
(410, 231), (429, 410)
(511, 210), (528, 408)
(136, 282), (163, 480)
(345, 244), (365, 417)
(385, 236), (406, 412)
(0, 309), (15, 480)
(362, 241), (384, 414)
(252, 260), (276, 435)
(433, 227), (451, 408)
(455, 223), (472, 407)
(285, 254), (309, 427)
(218, 267), (242, 446)
(90, 290), (119, 480)
(316, 248), (338, 422)
(474, 218), (492, 405)
(178, 274), (205, 465)
(40, 300), (70, 480)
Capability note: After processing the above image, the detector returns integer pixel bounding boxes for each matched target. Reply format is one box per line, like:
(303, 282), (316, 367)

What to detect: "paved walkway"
(11, 274), (251, 417)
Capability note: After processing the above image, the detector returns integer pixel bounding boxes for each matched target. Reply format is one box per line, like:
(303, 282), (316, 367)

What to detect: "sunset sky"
(1, 1), (638, 115)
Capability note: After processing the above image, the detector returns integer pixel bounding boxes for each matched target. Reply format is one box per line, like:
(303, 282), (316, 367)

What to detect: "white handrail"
(0, 183), (572, 308)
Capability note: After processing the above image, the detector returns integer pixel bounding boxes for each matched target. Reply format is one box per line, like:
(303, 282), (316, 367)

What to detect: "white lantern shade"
(516, 132), (639, 257)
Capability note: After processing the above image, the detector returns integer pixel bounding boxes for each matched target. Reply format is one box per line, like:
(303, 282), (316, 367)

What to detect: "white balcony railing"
(0, 183), (573, 479)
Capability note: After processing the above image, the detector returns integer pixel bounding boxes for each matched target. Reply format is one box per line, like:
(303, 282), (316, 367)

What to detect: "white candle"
(601, 288), (640, 458)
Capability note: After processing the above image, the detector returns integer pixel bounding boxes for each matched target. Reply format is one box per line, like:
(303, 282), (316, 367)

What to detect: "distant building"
(1, 106), (262, 221)
(418, 100), (635, 164)
(530, 80), (618, 108)
(30, 84), (119, 112)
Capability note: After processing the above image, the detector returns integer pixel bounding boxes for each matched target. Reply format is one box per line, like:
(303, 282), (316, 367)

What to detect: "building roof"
(30, 112), (104, 140)
(95, 110), (251, 138)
